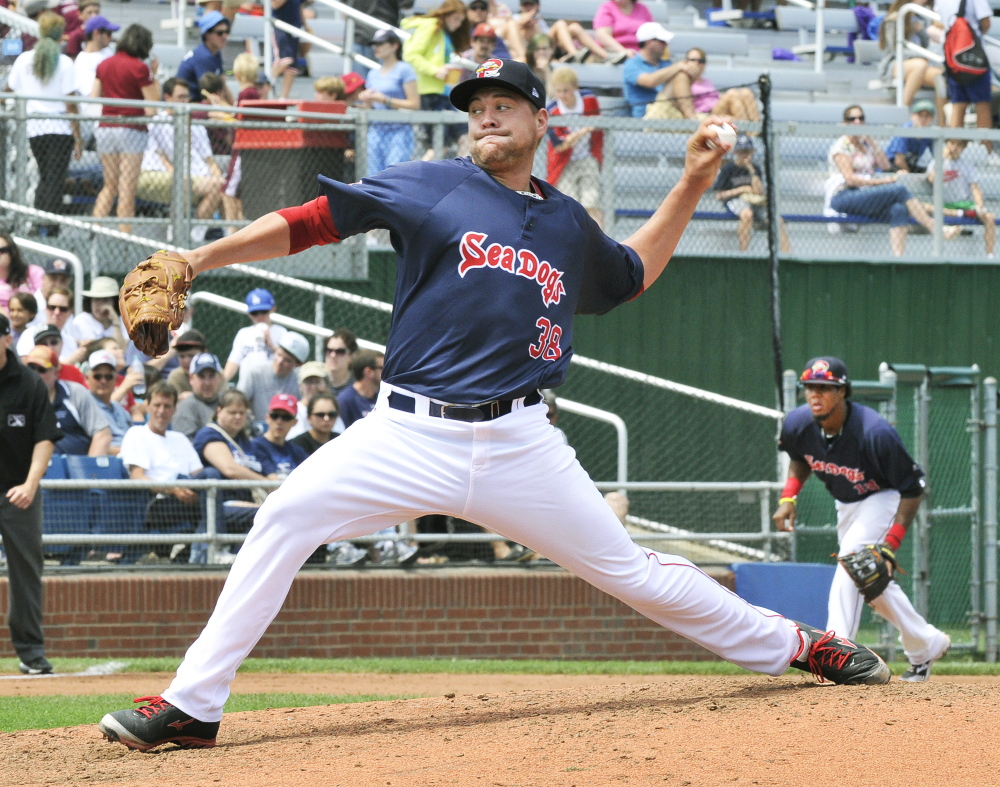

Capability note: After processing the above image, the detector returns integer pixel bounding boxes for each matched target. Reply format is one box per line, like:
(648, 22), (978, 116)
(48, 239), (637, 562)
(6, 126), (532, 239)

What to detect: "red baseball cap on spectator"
(342, 72), (365, 95)
(472, 23), (496, 39)
(25, 345), (59, 370)
(268, 393), (298, 416)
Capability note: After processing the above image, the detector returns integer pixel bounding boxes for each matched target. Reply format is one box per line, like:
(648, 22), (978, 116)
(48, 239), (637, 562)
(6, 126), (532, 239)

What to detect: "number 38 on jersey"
(529, 317), (562, 361)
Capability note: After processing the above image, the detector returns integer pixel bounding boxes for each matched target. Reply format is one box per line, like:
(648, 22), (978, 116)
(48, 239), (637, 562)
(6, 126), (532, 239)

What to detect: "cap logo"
(532, 88), (539, 97)
(811, 360), (830, 374)
(476, 59), (503, 78)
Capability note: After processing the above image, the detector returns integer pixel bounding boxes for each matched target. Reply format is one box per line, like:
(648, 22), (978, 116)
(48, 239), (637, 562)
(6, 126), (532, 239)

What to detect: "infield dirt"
(1, 673), (997, 786)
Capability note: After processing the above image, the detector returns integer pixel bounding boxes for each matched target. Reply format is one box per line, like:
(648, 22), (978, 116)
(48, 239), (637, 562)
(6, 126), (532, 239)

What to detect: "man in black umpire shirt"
(0, 313), (62, 675)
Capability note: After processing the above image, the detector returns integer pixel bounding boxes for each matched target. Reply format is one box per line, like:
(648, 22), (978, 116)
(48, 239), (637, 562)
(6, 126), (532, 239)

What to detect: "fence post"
(983, 377), (997, 662)
(206, 486), (218, 565)
(969, 373), (983, 652)
(914, 375), (932, 616)
(314, 294), (325, 360)
(879, 363), (898, 427)
(603, 128), (616, 239)
(172, 106), (192, 246)
(932, 133), (943, 257)
(13, 96), (27, 234)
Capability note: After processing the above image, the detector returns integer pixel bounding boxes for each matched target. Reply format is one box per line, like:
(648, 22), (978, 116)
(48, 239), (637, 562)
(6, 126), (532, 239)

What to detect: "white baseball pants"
(164, 383), (802, 722)
(826, 490), (947, 664)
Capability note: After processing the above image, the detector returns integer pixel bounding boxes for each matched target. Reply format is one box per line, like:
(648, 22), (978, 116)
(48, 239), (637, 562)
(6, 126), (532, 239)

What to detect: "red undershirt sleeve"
(276, 196), (340, 255)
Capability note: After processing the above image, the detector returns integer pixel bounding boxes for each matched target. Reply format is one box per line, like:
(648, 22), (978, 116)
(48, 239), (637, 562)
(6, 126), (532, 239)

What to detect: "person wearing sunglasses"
(0, 313), (62, 676)
(825, 104), (956, 256)
(249, 393), (309, 480)
(28, 325), (88, 387)
(323, 327), (358, 395)
(288, 361), (334, 438)
(18, 287), (87, 365)
(223, 288), (288, 383)
(290, 391), (340, 456)
(646, 47), (759, 124)
(86, 349), (132, 455)
(176, 11), (234, 104)
(774, 356), (950, 682)
(0, 235), (44, 316)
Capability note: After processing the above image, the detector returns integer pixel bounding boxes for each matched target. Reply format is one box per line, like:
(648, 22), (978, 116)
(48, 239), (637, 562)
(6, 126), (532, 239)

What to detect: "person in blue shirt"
(176, 11), (233, 104)
(249, 393), (309, 477)
(336, 349), (382, 428)
(884, 99), (935, 173)
(271, 0), (304, 98)
(358, 28), (420, 176)
(774, 357), (950, 682)
(85, 349), (132, 454)
(99, 59), (892, 755)
(622, 22), (696, 118)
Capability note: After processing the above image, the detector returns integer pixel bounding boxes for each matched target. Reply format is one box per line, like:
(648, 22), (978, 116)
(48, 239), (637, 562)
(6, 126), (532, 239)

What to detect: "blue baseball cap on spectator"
(198, 10), (228, 36)
(245, 288), (275, 312)
(191, 352), (223, 375)
(84, 15), (120, 35)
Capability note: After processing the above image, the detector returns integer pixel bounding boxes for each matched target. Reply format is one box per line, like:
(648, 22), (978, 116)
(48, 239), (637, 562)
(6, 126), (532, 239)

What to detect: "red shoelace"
(806, 631), (851, 684)
(132, 696), (172, 718)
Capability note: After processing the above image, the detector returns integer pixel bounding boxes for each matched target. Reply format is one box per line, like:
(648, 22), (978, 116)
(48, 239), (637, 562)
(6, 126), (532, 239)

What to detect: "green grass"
(0, 692), (410, 733)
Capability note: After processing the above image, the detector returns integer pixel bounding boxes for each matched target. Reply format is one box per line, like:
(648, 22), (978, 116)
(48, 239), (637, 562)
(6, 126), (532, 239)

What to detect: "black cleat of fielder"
(789, 622), (891, 685)
(99, 696), (219, 751)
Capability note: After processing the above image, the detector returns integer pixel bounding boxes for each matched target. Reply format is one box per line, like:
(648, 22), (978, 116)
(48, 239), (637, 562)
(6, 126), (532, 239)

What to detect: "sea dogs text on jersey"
(804, 454), (881, 495)
(457, 231), (567, 307)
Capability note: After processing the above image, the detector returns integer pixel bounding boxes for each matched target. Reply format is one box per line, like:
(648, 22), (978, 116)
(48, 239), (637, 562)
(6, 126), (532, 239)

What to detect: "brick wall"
(0, 567), (735, 661)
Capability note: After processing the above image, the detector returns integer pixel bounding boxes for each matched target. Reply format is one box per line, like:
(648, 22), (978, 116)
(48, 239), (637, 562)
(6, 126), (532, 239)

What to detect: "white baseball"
(706, 122), (737, 151)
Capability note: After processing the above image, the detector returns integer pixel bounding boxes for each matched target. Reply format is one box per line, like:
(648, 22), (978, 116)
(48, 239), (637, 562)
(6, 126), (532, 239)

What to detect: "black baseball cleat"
(789, 622), (891, 685)
(99, 696), (220, 751)
(18, 657), (53, 675)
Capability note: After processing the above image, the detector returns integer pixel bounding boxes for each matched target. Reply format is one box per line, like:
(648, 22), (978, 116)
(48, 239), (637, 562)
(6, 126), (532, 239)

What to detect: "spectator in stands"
(191, 388), (271, 562)
(927, 138), (995, 257)
(66, 0), (100, 58)
(344, 0), (413, 64)
(85, 348), (131, 453)
(238, 331), (310, 423)
(938, 0), (993, 152)
(458, 22), (498, 82)
(885, 98), (936, 172)
(825, 104), (954, 256)
(91, 23), (162, 234)
(176, 11), (234, 104)
(136, 77), (225, 245)
(324, 328), (357, 395)
(120, 381), (204, 562)
(26, 345), (111, 456)
(220, 53), (266, 232)
(224, 288), (288, 382)
(0, 313), (61, 676)
(173, 352), (225, 439)
(290, 391), (339, 455)
(6, 12), (81, 239)
(73, 14), (117, 147)
(714, 134), (791, 253)
(466, 0), (513, 60)
(18, 288), (84, 364)
(250, 393), (309, 478)
(87, 336), (142, 418)
(197, 72), (237, 159)
(72, 276), (124, 345)
(337, 349), (383, 428)
(0, 235), (44, 315)
(165, 330), (208, 397)
(646, 48), (760, 124)
(515, 0), (617, 65)
(7, 293), (38, 348)
(29, 326), (86, 386)
(525, 33), (555, 91)
(270, 0), (305, 98)
(359, 28), (420, 176)
(622, 23), (692, 118)
(877, 0), (945, 124)
(289, 360), (331, 438)
(593, 0), (654, 60)
(28, 257), (72, 330)
(547, 67), (603, 227)
(401, 0), (470, 147)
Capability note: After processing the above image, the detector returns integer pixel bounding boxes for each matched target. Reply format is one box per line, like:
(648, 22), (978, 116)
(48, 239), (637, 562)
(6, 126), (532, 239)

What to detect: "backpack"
(865, 13), (885, 42)
(944, 0), (990, 85)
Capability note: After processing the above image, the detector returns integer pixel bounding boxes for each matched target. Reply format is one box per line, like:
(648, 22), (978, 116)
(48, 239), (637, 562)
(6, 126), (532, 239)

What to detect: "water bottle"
(131, 358), (146, 399)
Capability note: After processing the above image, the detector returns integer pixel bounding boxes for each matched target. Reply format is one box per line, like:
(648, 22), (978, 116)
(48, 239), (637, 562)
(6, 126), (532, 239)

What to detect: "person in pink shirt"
(593, 0), (653, 58)
(0, 236), (44, 316)
(646, 47), (760, 124)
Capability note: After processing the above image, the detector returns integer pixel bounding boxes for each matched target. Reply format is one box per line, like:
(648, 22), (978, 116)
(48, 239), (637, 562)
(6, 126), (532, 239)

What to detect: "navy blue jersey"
(337, 386), (377, 429)
(248, 435), (308, 478)
(318, 158), (644, 403)
(779, 402), (925, 503)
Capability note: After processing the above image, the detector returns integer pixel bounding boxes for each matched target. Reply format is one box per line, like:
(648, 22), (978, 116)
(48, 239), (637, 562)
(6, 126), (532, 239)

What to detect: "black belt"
(388, 390), (542, 422)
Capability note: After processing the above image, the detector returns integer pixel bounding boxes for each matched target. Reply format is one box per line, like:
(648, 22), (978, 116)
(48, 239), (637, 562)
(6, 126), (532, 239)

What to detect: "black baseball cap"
(370, 28), (400, 46)
(800, 356), (849, 387)
(174, 329), (207, 350)
(0, 313), (9, 337)
(33, 324), (62, 345)
(450, 58), (546, 112)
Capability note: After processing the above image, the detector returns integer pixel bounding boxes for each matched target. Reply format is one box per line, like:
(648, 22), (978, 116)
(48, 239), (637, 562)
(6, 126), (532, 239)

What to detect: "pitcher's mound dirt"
(2, 674), (998, 787)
